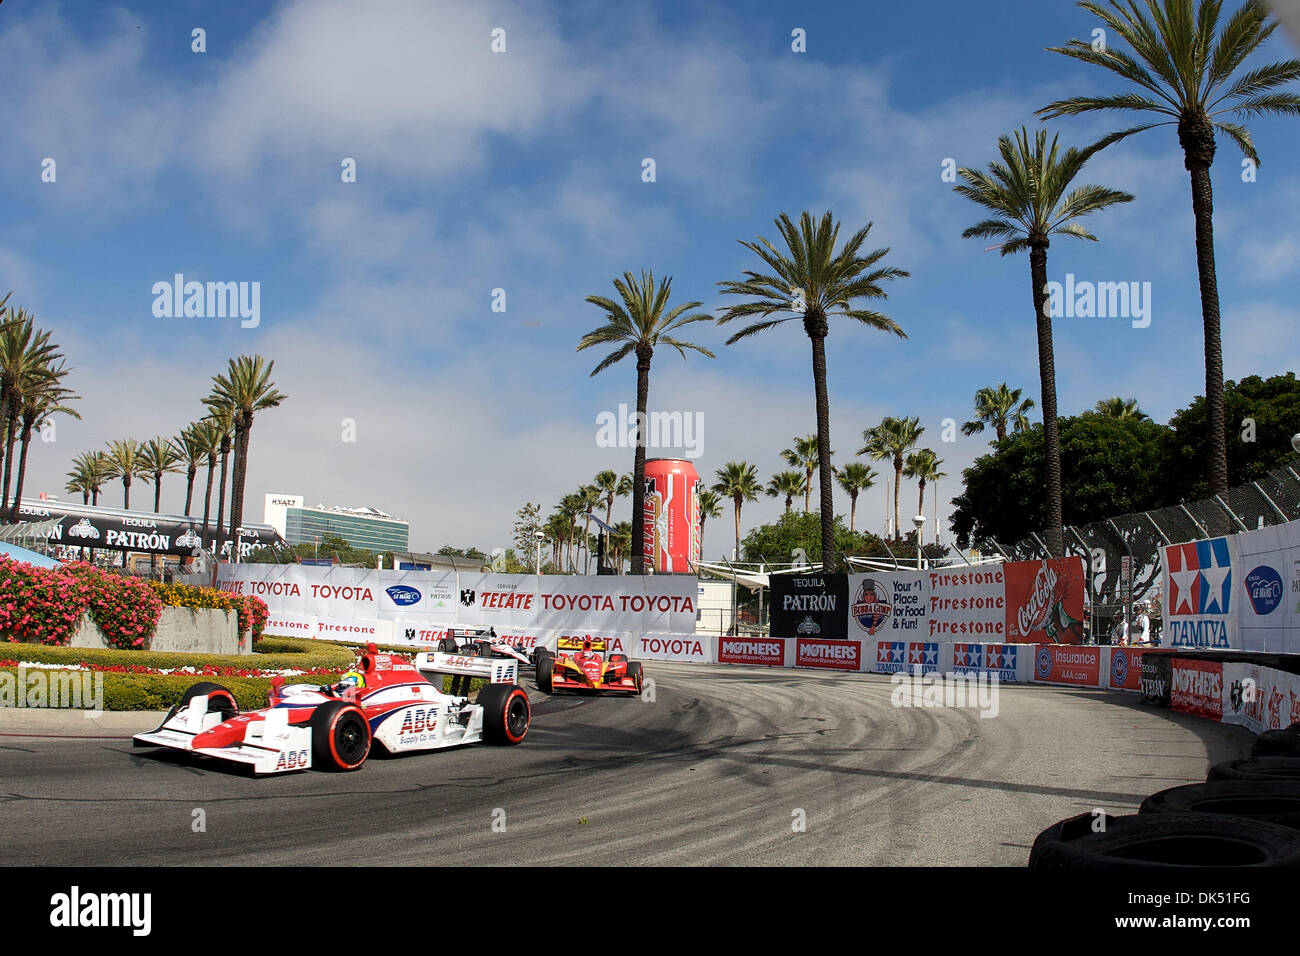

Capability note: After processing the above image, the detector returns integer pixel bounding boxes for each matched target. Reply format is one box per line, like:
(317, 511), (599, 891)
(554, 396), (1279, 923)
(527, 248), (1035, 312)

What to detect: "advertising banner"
(1235, 522), (1300, 653)
(795, 637), (861, 671)
(1032, 644), (1102, 686)
(716, 637), (786, 667)
(771, 574), (848, 639)
(1163, 536), (1237, 650)
(874, 640), (940, 675)
(848, 572), (925, 638)
(1221, 662), (1268, 733)
(952, 643), (1023, 682)
(1140, 652), (1173, 706)
(1004, 557), (1086, 644)
(618, 633), (714, 664)
(925, 567), (1005, 641)
(1171, 658), (1224, 721)
(1107, 646), (1145, 692)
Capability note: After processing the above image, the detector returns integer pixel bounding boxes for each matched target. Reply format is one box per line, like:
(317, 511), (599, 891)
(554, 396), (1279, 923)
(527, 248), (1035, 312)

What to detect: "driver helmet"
(336, 670), (366, 693)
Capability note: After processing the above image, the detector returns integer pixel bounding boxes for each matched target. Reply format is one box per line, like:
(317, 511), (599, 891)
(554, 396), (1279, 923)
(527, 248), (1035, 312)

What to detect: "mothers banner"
(1161, 517), (1300, 654)
(217, 564), (698, 647)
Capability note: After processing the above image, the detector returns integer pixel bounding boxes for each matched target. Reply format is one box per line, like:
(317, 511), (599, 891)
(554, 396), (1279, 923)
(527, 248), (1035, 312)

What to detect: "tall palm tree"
(780, 435), (825, 512)
(79, 451), (110, 506)
(11, 367), (79, 520)
(173, 423), (211, 516)
(954, 127), (1134, 556)
(718, 211), (908, 570)
(204, 355), (287, 554)
(187, 418), (222, 551)
(1039, 0), (1300, 498)
(712, 462), (761, 563)
(556, 494), (584, 573)
(202, 405), (235, 557)
(0, 312), (61, 514)
(861, 416), (925, 542)
(610, 520), (633, 574)
(962, 383), (1036, 441)
(576, 484), (604, 574)
(104, 439), (148, 510)
(138, 436), (184, 514)
(578, 271), (714, 574)
(834, 462), (878, 533)
(697, 488), (723, 561)
(902, 449), (945, 546)
(765, 470), (807, 514)
(1094, 396), (1150, 419)
(593, 469), (620, 527)
(65, 468), (90, 505)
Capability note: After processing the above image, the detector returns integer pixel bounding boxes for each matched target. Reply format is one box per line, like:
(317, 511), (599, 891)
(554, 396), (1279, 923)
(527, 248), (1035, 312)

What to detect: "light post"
(534, 530), (544, 575)
(913, 514), (926, 570)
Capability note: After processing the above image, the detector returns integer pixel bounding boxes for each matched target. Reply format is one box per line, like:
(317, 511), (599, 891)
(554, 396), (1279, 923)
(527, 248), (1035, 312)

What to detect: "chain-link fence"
(979, 462), (1300, 643)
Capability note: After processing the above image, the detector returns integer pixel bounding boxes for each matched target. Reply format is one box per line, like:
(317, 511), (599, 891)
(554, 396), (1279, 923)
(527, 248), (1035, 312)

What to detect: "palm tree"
(576, 484), (604, 574)
(954, 127), (1134, 556)
(861, 416), (925, 541)
(610, 520), (633, 574)
(202, 405), (235, 557)
(780, 434), (825, 512)
(11, 367), (79, 520)
(1038, 0), (1300, 498)
(76, 451), (110, 505)
(556, 494), (584, 573)
(204, 355), (287, 554)
(834, 462), (878, 533)
(765, 470), (807, 514)
(0, 311), (61, 514)
(173, 423), (211, 516)
(65, 470), (90, 505)
(593, 469), (620, 527)
(138, 436), (184, 514)
(712, 462), (761, 563)
(697, 488), (723, 561)
(718, 211), (908, 570)
(578, 271), (715, 574)
(902, 449), (945, 546)
(962, 383), (1036, 441)
(104, 439), (148, 510)
(543, 512), (570, 570)
(1093, 396), (1150, 419)
(187, 418), (222, 551)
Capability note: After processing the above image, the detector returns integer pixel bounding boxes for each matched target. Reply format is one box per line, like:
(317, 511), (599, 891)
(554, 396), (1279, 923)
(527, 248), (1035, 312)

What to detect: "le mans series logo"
(1166, 537), (1232, 648)
(386, 585), (421, 607)
(851, 579), (891, 634)
(1243, 566), (1284, 616)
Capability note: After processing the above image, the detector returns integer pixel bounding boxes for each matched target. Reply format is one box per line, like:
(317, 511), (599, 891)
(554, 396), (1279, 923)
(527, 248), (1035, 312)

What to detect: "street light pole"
(913, 514), (926, 570)
(534, 530), (544, 575)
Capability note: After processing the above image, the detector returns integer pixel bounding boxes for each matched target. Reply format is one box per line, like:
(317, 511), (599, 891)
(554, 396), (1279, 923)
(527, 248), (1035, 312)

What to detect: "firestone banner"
(845, 568), (1005, 643)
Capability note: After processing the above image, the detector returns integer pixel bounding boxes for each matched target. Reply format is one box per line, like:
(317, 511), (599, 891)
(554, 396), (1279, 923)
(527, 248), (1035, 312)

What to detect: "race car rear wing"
(414, 652), (517, 685)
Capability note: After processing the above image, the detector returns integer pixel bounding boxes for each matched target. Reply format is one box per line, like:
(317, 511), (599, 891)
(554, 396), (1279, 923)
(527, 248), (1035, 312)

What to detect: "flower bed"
(0, 558), (162, 649)
(151, 581), (269, 644)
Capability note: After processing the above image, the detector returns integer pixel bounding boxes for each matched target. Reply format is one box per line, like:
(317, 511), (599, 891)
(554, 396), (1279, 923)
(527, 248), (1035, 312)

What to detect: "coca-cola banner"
(770, 574), (848, 639)
(217, 564), (697, 645)
(1004, 557), (1086, 644)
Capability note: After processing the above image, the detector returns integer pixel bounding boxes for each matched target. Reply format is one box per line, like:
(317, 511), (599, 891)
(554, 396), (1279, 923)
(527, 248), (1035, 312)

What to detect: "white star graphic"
(1200, 563), (1231, 613)
(1170, 568), (1200, 614)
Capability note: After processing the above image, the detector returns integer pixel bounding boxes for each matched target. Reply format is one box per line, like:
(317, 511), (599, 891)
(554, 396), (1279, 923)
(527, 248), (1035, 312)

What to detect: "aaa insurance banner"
(1161, 517), (1300, 653)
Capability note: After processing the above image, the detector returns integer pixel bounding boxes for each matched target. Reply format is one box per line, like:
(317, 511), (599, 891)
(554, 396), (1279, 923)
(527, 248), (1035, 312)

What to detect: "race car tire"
(1208, 757), (1300, 783)
(533, 647), (552, 668)
(1027, 811), (1300, 867)
(180, 681), (238, 720)
(438, 638), (457, 654)
(627, 661), (644, 694)
(1251, 725), (1300, 759)
(608, 653), (628, 666)
(478, 684), (530, 745)
(1140, 781), (1300, 830)
(311, 701), (371, 772)
(536, 656), (554, 694)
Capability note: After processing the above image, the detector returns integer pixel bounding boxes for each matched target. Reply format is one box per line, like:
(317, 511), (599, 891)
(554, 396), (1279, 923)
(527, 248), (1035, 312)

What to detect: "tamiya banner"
(1004, 557), (1086, 644)
(770, 574), (848, 639)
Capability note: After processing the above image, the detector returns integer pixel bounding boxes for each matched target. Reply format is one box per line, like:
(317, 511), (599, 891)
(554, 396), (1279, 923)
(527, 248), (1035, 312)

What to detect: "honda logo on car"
(796, 638), (859, 670)
(718, 638), (784, 666)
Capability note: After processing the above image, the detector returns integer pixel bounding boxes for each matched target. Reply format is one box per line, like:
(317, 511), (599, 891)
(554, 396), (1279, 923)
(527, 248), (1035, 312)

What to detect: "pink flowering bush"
(0, 558), (162, 649)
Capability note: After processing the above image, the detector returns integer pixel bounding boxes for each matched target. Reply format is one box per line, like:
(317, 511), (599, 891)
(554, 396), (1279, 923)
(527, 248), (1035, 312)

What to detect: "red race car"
(535, 636), (644, 696)
(134, 643), (530, 774)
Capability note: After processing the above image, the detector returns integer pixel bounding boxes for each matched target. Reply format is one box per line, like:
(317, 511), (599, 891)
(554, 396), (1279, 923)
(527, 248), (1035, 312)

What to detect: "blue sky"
(3, 0), (1298, 557)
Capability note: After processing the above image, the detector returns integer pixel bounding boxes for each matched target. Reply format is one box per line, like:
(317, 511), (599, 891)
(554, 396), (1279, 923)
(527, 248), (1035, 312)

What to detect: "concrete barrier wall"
(69, 608), (245, 655)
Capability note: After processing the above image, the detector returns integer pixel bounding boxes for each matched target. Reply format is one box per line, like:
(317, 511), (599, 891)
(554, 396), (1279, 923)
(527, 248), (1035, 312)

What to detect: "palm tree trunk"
(184, 466), (197, 516)
(230, 417), (250, 551)
(733, 498), (741, 562)
(123, 476), (132, 510)
(629, 346), (652, 575)
(893, 457), (903, 542)
(917, 480), (926, 547)
(808, 325), (836, 569)
(850, 493), (857, 533)
(1, 407), (19, 513)
(11, 418), (34, 522)
(201, 453), (216, 551)
(1180, 118), (1228, 502)
(804, 467), (812, 512)
(151, 473), (163, 573)
(1030, 242), (1064, 557)
(699, 515), (707, 561)
(215, 444), (230, 560)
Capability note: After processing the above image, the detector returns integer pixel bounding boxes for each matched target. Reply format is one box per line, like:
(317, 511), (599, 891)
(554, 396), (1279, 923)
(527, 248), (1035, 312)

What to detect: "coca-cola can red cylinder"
(642, 458), (702, 573)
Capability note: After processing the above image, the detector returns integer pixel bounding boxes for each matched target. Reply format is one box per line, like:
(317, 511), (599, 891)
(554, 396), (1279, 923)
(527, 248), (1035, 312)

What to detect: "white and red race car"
(436, 626), (534, 667)
(133, 643), (530, 774)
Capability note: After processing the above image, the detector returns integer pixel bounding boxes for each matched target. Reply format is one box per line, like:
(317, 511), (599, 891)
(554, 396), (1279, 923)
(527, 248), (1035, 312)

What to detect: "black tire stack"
(1029, 724), (1300, 867)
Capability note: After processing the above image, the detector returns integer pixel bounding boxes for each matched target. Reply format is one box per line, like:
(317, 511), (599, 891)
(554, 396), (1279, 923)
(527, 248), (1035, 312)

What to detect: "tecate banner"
(1220, 662), (1300, 734)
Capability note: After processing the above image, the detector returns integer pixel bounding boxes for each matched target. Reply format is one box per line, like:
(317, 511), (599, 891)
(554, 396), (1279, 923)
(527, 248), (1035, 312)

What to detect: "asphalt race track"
(0, 662), (1255, 866)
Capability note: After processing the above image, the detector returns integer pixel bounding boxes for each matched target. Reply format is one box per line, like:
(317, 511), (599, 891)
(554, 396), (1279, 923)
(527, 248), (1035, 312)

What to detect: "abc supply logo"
(1243, 566), (1284, 616)
(385, 585), (421, 607)
(852, 579), (891, 634)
